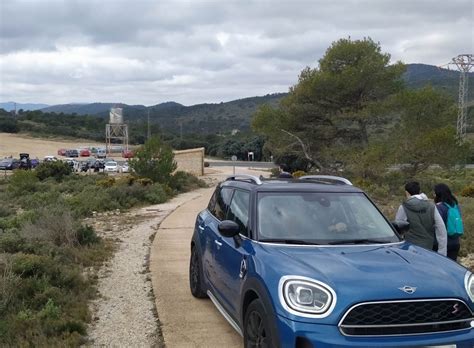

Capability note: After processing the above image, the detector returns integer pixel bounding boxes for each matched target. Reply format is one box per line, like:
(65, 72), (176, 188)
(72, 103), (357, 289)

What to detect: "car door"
(214, 189), (251, 317)
(203, 186), (233, 298)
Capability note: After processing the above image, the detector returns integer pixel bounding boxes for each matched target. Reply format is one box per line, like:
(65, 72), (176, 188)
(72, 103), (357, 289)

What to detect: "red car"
(57, 148), (67, 156)
(80, 149), (91, 157)
(122, 150), (134, 158)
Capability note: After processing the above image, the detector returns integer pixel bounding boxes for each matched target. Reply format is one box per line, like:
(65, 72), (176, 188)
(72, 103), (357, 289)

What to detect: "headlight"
(279, 276), (337, 318)
(465, 272), (474, 302)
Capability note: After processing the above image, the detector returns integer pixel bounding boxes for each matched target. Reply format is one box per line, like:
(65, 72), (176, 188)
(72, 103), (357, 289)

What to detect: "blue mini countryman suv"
(189, 174), (474, 347)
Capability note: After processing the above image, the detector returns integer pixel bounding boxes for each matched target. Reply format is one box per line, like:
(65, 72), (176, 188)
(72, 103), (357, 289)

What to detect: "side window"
(211, 187), (233, 220)
(226, 190), (250, 236)
(207, 189), (218, 215)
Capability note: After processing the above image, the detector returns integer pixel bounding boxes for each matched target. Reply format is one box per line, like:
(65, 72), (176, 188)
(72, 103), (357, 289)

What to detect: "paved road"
(150, 167), (267, 347)
(150, 187), (242, 347)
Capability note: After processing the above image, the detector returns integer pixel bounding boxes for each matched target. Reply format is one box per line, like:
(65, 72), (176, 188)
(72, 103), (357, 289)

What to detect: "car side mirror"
(218, 220), (240, 238)
(392, 220), (410, 234)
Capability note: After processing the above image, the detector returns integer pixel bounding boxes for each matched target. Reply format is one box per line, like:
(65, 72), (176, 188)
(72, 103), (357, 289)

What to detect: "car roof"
(221, 175), (363, 193)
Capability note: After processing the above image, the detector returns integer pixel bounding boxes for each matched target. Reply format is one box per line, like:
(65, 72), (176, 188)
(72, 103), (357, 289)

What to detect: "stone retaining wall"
(173, 147), (204, 176)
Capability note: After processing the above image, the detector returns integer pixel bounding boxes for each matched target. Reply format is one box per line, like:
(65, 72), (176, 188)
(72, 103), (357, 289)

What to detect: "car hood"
(255, 242), (471, 322)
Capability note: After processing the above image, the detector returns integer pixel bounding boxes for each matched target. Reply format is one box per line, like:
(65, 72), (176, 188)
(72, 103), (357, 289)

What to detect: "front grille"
(339, 299), (473, 336)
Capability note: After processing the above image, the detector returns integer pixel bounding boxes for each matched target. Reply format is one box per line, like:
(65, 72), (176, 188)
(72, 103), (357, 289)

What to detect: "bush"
(7, 170), (38, 195)
(96, 177), (116, 188)
(35, 161), (72, 182)
(169, 171), (207, 193)
(0, 257), (22, 314)
(461, 185), (474, 198)
(291, 170), (306, 178)
(76, 225), (99, 246)
(20, 206), (78, 247)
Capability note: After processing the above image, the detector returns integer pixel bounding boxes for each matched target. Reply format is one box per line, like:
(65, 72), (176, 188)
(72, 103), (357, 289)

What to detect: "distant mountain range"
(0, 102), (49, 112)
(2, 63), (472, 134)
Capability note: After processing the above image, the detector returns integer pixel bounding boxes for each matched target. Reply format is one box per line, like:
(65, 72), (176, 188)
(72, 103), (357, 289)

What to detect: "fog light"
(470, 320), (474, 328)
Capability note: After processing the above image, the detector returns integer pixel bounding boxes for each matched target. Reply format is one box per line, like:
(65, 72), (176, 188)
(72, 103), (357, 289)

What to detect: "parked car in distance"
(64, 158), (79, 171)
(0, 158), (20, 170)
(80, 148), (91, 157)
(65, 149), (79, 158)
(30, 158), (40, 168)
(57, 148), (67, 156)
(104, 160), (118, 173)
(96, 148), (106, 159)
(122, 150), (134, 158)
(120, 161), (130, 173)
(19, 153), (31, 170)
(43, 155), (58, 162)
(190, 174), (474, 347)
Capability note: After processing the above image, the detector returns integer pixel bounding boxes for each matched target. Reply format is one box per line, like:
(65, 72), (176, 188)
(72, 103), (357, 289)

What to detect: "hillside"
(2, 63), (470, 135)
(404, 63), (474, 100)
(0, 102), (49, 111)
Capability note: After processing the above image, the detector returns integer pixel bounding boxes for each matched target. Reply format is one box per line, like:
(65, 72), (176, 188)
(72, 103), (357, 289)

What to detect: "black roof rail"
(299, 175), (353, 186)
(226, 174), (263, 185)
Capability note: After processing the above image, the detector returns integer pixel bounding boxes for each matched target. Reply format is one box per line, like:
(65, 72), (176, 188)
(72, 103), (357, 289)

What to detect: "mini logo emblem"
(452, 303), (460, 315)
(398, 286), (417, 294)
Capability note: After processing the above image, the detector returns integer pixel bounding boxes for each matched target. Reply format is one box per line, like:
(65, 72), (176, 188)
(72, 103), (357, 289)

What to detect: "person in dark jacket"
(395, 181), (447, 256)
(434, 183), (462, 261)
(278, 164), (293, 179)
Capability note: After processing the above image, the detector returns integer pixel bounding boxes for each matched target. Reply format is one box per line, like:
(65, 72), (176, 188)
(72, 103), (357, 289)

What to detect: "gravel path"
(84, 191), (203, 347)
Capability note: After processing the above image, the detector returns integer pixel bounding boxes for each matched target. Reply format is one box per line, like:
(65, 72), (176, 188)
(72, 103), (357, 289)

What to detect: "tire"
(189, 246), (207, 298)
(244, 299), (276, 348)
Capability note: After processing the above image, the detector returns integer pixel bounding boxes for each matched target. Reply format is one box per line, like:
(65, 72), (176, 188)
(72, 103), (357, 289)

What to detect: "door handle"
(215, 240), (222, 247)
(198, 225), (204, 231)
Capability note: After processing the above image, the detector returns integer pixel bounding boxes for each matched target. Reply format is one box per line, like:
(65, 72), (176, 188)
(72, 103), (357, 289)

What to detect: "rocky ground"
(82, 192), (203, 347)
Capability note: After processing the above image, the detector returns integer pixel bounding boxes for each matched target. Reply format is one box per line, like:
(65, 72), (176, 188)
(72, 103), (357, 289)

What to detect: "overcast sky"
(0, 0), (473, 106)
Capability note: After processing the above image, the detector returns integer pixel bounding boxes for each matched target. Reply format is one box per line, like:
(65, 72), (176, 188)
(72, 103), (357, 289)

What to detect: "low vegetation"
(0, 147), (206, 345)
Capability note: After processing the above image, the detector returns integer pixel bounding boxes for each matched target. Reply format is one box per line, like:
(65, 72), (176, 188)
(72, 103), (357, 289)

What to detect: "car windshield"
(257, 192), (399, 245)
(106, 161), (117, 166)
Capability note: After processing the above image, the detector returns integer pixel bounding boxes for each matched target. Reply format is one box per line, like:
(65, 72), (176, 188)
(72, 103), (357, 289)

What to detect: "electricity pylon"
(452, 54), (474, 141)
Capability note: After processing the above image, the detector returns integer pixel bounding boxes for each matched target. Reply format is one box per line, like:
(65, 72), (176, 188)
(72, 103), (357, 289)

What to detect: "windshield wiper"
(259, 239), (320, 245)
(327, 239), (385, 245)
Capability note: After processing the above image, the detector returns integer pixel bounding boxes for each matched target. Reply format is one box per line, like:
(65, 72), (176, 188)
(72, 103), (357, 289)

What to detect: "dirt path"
(84, 191), (204, 347)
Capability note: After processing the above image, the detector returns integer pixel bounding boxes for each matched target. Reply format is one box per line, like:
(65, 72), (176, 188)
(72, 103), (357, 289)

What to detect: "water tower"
(105, 107), (129, 155)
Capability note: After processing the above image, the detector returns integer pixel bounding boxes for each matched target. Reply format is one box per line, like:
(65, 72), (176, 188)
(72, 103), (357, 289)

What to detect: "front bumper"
(276, 315), (474, 348)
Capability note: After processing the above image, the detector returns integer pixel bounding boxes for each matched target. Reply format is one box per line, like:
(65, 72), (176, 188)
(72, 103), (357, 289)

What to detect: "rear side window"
(209, 187), (233, 220)
(226, 190), (250, 236)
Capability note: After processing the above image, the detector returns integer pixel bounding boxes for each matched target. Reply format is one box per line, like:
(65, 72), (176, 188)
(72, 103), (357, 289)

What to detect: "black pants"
(447, 236), (460, 261)
(433, 236), (460, 261)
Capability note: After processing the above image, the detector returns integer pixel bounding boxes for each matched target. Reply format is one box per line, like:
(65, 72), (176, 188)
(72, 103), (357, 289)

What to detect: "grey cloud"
(0, 0), (472, 105)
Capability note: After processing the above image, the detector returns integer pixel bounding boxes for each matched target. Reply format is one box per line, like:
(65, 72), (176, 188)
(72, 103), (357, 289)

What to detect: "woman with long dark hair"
(434, 183), (463, 261)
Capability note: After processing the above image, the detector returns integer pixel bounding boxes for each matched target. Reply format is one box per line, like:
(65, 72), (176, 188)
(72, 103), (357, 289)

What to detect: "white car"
(120, 162), (130, 173)
(104, 161), (119, 173)
(44, 155), (58, 162)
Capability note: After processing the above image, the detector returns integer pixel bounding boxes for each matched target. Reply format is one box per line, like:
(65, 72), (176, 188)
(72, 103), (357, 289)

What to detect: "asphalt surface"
(150, 167), (268, 348)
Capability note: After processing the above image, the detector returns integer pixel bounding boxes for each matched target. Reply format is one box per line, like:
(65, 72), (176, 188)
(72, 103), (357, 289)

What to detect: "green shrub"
(0, 232), (25, 253)
(7, 170), (39, 195)
(76, 225), (99, 246)
(169, 171), (207, 193)
(11, 253), (55, 278)
(0, 258), (22, 314)
(96, 177), (116, 188)
(20, 206), (78, 247)
(17, 190), (64, 210)
(35, 161), (72, 181)
(145, 184), (169, 204)
(136, 177), (153, 186)
(461, 185), (474, 198)
(291, 170), (306, 178)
